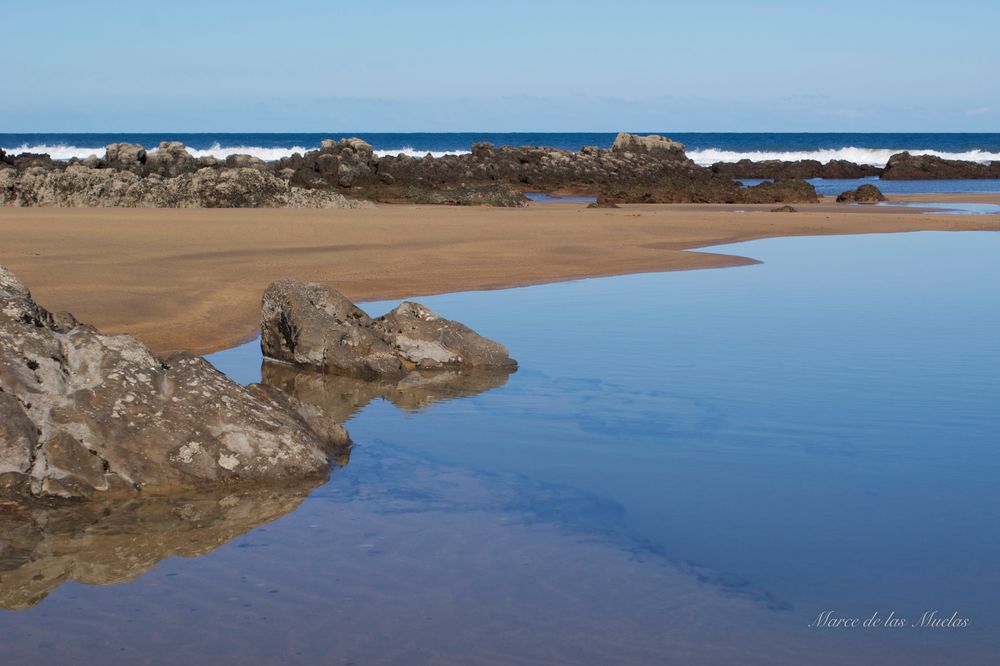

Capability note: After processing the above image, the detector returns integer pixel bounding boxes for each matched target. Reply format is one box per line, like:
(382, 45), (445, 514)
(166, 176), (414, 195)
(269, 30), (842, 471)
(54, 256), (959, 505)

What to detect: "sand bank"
(1, 201), (998, 354)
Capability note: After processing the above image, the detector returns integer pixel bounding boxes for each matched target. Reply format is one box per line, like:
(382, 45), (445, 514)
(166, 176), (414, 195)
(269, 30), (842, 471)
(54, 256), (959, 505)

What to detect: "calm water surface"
(1, 232), (998, 665)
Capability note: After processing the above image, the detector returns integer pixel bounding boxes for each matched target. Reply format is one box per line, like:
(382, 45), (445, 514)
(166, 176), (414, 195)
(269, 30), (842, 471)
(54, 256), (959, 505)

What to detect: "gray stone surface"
(261, 280), (516, 377)
(0, 266), (350, 500)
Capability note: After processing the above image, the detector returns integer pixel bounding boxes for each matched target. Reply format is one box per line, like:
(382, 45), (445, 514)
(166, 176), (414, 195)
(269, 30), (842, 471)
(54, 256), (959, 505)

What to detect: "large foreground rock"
(261, 280), (517, 378)
(0, 266), (349, 500)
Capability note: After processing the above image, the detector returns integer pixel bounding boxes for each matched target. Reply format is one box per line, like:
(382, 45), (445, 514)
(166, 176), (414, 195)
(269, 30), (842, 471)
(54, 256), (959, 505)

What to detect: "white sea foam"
(2, 142), (996, 167)
(0, 143), (107, 160)
(686, 147), (1000, 167)
(373, 147), (471, 158)
(0, 142), (470, 162)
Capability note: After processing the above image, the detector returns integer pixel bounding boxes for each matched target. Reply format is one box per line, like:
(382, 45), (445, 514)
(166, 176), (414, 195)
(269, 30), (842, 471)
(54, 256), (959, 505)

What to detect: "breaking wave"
(0, 142), (470, 162)
(2, 142), (996, 167)
(686, 147), (1000, 167)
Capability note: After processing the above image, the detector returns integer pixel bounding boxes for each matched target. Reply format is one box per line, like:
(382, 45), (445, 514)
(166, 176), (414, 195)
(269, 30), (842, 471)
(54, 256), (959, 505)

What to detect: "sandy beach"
(2, 200), (998, 354)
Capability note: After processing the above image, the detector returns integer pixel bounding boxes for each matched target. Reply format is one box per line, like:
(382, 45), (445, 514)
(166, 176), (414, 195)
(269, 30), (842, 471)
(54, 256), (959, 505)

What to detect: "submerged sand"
(1, 200), (998, 354)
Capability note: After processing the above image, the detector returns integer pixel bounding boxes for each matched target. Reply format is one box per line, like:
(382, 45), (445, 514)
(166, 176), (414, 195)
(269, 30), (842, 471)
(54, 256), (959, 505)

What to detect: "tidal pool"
(1, 231), (998, 665)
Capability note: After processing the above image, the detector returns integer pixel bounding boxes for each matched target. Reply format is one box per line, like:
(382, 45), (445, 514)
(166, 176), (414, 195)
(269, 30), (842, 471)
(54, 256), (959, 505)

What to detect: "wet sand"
(1, 201), (998, 354)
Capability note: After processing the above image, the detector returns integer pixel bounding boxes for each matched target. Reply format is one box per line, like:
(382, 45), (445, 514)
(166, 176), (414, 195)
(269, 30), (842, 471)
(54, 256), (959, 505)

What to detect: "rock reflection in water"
(261, 361), (514, 422)
(0, 477), (326, 611)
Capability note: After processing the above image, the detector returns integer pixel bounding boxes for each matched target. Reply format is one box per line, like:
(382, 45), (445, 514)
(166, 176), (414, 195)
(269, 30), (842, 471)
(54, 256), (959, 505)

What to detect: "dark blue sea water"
(3, 132), (1000, 168)
(2, 232), (997, 665)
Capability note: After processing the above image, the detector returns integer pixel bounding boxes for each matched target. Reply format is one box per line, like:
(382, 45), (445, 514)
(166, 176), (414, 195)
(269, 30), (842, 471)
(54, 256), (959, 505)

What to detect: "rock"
(224, 154), (267, 169)
(102, 143), (147, 172)
(376, 301), (516, 370)
(712, 159), (881, 179)
(471, 142), (496, 159)
(7, 152), (59, 170)
(598, 177), (818, 205)
(0, 266), (351, 500)
(822, 159), (883, 179)
(771, 205), (797, 212)
(0, 166), (374, 208)
(881, 152), (1000, 180)
(143, 141), (200, 177)
(261, 280), (517, 378)
(611, 132), (686, 158)
(737, 179), (819, 204)
(260, 279), (401, 378)
(836, 184), (886, 203)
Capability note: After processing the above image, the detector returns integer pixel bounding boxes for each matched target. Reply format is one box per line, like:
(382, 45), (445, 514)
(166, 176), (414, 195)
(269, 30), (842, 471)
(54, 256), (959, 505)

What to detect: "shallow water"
(2, 231), (999, 665)
(875, 201), (1000, 215)
(525, 192), (598, 204)
(740, 176), (1000, 196)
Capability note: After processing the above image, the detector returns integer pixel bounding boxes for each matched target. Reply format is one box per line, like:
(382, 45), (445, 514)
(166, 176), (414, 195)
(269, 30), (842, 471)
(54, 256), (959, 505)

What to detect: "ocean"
(4, 133), (1000, 167)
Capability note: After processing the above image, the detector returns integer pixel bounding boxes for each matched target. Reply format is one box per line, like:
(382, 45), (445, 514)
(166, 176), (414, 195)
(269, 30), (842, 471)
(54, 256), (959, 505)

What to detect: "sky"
(3, 0), (999, 132)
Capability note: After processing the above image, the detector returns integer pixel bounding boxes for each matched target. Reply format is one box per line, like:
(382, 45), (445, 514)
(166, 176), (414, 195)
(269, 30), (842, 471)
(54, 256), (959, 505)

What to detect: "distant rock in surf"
(881, 152), (1000, 180)
(711, 158), (882, 179)
(610, 132), (687, 158)
(260, 279), (517, 379)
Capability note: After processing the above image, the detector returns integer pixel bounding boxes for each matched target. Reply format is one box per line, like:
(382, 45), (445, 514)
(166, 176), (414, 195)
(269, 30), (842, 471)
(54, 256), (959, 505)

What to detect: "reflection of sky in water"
(875, 201), (1000, 215)
(345, 232), (1000, 611)
(524, 192), (598, 203)
(3, 231), (999, 665)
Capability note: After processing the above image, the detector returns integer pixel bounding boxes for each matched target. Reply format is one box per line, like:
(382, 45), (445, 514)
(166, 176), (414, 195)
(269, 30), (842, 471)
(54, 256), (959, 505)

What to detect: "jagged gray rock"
(0, 266), (350, 500)
(261, 280), (517, 378)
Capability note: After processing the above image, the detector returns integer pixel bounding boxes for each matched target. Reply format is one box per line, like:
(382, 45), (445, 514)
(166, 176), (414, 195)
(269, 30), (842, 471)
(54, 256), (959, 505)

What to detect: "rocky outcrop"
(711, 159), (882, 179)
(277, 133), (709, 203)
(836, 184), (886, 203)
(0, 266), (350, 500)
(597, 178), (818, 205)
(736, 179), (819, 204)
(5, 134), (927, 208)
(880, 152), (1000, 180)
(0, 166), (373, 208)
(260, 280), (516, 379)
(370, 182), (528, 206)
(610, 132), (687, 158)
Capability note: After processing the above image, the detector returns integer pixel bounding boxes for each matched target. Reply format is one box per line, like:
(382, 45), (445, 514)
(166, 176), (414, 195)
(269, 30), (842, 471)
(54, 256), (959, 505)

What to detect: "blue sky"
(4, 0), (998, 132)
